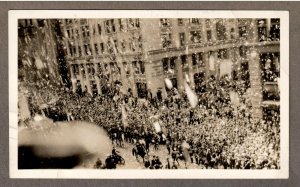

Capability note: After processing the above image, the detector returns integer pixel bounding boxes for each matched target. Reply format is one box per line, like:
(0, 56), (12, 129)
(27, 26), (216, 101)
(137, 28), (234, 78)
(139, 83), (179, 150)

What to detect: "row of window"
(68, 36), (143, 57)
(71, 60), (146, 79)
(161, 18), (280, 48)
(65, 18), (140, 39)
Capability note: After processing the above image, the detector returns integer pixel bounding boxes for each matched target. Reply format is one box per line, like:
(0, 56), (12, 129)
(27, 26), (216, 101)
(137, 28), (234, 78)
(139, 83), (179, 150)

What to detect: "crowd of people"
(20, 75), (280, 170)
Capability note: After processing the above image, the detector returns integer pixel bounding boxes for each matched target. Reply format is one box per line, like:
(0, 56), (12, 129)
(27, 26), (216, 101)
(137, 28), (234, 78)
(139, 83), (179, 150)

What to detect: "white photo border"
(9, 10), (289, 179)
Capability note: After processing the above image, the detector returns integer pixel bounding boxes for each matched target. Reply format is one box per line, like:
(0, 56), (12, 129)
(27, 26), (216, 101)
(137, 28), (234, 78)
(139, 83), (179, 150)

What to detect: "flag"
(121, 104), (128, 127)
(153, 121), (161, 133)
(184, 81), (198, 108)
(165, 78), (173, 89)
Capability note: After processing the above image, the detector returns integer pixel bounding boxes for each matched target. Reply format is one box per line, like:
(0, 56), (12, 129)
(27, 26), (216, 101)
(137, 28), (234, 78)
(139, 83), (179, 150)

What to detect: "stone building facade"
(61, 18), (280, 118)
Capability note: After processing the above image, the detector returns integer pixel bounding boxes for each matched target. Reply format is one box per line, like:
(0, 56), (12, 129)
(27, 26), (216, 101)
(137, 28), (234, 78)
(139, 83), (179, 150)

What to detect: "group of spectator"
(20, 75), (280, 170)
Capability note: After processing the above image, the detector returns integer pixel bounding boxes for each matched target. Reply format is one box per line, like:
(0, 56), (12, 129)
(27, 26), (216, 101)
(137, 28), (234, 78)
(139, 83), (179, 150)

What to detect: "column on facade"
(175, 56), (184, 93)
(187, 54), (195, 89)
(94, 63), (102, 95)
(251, 19), (258, 42)
(233, 47), (242, 80)
(78, 62), (85, 91)
(84, 63), (92, 95)
(128, 60), (138, 97)
(201, 19), (208, 43)
(248, 48), (263, 118)
(213, 51), (220, 80)
(266, 18), (271, 39)
(204, 52), (210, 82)
(69, 64), (76, 93)
(211, 19), (217, 42)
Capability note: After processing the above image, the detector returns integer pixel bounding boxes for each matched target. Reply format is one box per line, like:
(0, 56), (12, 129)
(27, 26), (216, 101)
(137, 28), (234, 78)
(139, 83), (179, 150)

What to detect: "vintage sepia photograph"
(9, 10), (289, 179)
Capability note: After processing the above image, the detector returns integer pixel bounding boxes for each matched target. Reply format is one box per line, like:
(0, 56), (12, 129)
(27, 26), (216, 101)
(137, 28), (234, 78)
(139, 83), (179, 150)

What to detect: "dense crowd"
(20, 75), (280, 169)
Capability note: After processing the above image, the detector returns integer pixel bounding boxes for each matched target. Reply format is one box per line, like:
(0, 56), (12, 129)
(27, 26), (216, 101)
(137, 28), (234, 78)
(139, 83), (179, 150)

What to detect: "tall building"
(18, 19), (70, 86)
(61, 18), (280, 119)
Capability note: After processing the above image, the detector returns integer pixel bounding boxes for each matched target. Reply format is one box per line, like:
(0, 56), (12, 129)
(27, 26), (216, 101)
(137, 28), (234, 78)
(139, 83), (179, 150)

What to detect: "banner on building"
(184, 81), (198, 108)
(209, 54), (215, 71)
(220, 59), (233, 78)
(164, 78), (173, 89)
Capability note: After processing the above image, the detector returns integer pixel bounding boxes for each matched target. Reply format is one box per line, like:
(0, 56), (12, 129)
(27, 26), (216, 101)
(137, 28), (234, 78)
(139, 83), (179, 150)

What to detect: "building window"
(138, 36), (143, 51)
(73, 64), (79, 75)
(78, 46), (82, 57)
(216, 20), (226, 41)
(239, 26), (248, 39)
(84, 44), (91, 55)
(81, 26), (86, 38)
(257, 19), (267, 42)
(80, 64), (85, 78)
(94, 43), (99, 55)
(98, 23), (102, 35)
(105, 19), (116, 33)
(67, 30), (71, 38)
(190, 30), (202, 43)
(230, 28), (235, 39)
(107, 41), (114, 54)
(178, 19), (184, 26)
(113, 39), (118, 53)
(163, 57), (176, 73)
(139, 61), (145, 74)
(205, 19), (212, 28)
(136, 82), (147, 98)
(239, 46), (248, 58)
(260, 53), (280, 82)
(218, 49), (229, 59)
(170, 57), (176, 70)
(179, 32), (185, 46)
(72, 46), (76, 57)
(270, 18), (280, 41)
(136, 19), (140, 28)
(189, 18), (201, 25)
(85, 25), (90, 37)
(100, 43), (104, 53)
(192, 53), (197, 66)
(161, 33), (172, 48)
(181, 55), (187, 67)
(127, 18), (140, 29)
(118, 19), (125, 31)
(192, 52), (204, 66)
(160, 18), (171, 27)
(162, 58), (168, 72)
(207, 30), (212, 42)
(132, 61), (139, 74)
